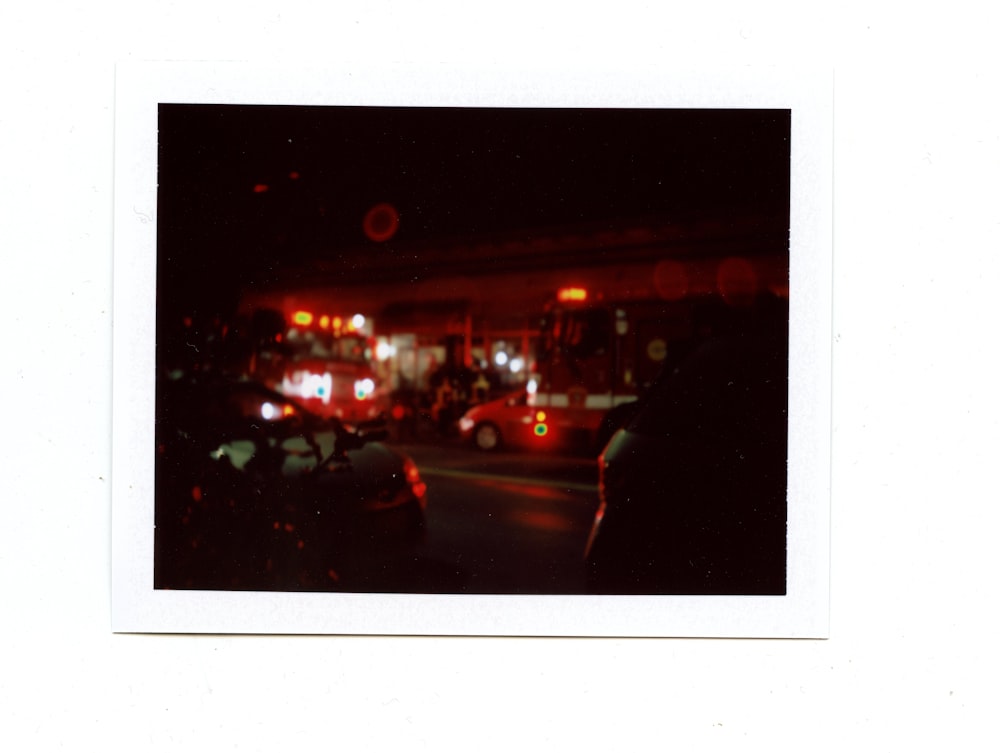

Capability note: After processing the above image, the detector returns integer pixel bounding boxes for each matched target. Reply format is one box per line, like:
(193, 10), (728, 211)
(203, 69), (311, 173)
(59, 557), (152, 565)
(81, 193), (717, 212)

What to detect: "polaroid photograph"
(112, 63), (831, 637)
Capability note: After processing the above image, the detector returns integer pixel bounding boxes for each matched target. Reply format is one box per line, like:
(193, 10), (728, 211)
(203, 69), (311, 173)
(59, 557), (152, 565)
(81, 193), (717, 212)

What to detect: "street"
(352, 439), (601, 594)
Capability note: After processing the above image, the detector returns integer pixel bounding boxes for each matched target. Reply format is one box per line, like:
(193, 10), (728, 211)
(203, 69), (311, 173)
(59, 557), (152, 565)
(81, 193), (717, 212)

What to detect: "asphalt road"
(363, 440), (601, 594)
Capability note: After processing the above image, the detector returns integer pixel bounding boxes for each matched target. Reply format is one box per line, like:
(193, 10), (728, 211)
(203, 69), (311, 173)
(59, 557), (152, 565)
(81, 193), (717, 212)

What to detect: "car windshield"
(285, 329), (371, 364)
(537, 307), (611, 363)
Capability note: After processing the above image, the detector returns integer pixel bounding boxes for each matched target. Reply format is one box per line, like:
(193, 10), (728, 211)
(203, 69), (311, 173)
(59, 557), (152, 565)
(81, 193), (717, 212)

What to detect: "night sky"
(157, 105), (790, 318)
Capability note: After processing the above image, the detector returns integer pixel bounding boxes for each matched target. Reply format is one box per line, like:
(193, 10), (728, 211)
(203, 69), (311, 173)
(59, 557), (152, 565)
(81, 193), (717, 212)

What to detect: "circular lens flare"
(363, 203), (400, 242)
(653, 259), (689, 301)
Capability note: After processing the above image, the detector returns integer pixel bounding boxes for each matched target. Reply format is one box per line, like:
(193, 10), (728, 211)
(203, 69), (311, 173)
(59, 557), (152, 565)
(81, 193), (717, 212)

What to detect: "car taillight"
(533, 410), (549, 437)
(403, 457), (427, 505)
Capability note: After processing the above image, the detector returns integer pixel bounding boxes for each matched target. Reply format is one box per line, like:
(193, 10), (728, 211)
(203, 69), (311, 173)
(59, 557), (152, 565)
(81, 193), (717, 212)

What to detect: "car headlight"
(354, 378), (376, 400)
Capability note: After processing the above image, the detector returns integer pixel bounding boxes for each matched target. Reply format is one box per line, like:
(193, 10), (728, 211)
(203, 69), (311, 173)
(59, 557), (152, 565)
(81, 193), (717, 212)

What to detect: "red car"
(458, 390), (592, 453)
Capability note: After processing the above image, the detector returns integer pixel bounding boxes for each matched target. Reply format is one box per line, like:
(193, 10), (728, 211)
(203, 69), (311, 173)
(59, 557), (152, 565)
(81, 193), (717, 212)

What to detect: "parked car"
(584, 294), (789, 594)
(155, 375), (427, 591)
(592, 399), (642, 456)
(458, 389), (602, 454)
(457, 390), (533, 451)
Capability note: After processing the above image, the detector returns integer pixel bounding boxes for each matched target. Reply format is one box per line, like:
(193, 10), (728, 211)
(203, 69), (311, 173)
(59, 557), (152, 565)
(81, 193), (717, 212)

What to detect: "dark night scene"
(154, 104), (791, 595)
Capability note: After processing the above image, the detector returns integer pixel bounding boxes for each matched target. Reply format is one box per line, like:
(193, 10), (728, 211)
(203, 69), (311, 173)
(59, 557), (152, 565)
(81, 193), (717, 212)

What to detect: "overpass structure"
(238, 213), (789, 389)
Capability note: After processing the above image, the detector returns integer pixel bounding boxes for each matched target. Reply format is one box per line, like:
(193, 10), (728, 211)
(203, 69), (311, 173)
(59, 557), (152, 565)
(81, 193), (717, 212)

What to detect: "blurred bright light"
(494, 351), (509, 367)
(292, 310), (313, 326)
(284, 371), (332, 404)
(309, 373), (332, 403)
(509, 357), (524, 373)
(352, 313), (366, 330)
(355, 378), (376, 400)
(375, 342), (396, 361)
(557, 287), (588, 303)
(527, 378), (538, 395)
(261, 402), (277, 420)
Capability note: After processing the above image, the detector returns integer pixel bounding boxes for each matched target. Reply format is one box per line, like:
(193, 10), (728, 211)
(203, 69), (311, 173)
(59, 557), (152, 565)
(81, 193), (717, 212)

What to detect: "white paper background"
(111, 63), (830, 638)
(3, 2), (997, 749)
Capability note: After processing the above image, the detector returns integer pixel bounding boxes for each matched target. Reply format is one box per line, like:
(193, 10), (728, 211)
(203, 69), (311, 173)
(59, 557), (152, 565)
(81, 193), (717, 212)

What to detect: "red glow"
(557, 287), (588, 303)
(475, 478), (577, 503)
(289, 171), (300, 180)
(716, 257), (759, 306)
(253, 183), (269, 193)
(404, 459), (426, 500)
(363, 203), (400, 242)
(515, 509), (575, 533)
(404, 458), (421, 485)
(653, 259), (690, 301)
(191, 486), (202, 502)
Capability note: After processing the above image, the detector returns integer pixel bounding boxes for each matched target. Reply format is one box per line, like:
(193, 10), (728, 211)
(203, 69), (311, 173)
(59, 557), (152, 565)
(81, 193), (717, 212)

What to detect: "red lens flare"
(363, 203), (400, 242)
(653, 259), (690, 301)
(716, 257), (759, 307)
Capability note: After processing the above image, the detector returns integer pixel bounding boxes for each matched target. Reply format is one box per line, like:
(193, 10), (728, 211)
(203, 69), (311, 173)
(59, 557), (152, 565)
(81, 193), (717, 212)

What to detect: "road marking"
(417, 466), (598, 494)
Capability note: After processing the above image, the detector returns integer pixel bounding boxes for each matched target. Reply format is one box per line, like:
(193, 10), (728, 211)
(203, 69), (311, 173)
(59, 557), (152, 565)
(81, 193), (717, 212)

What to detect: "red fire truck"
(519, 287), (698, 451)
(248, 308), (386, 426)
(522, 254), (788, 453)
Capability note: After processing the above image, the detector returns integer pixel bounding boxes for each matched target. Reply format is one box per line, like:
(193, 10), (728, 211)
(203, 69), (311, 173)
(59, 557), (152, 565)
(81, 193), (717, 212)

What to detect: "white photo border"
(112, 62), (832, 637)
